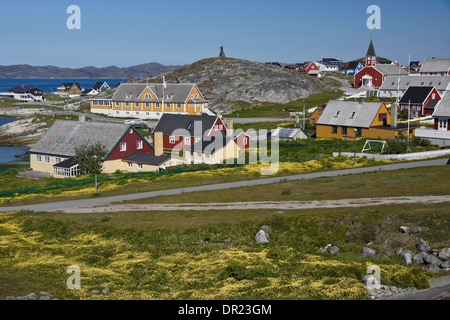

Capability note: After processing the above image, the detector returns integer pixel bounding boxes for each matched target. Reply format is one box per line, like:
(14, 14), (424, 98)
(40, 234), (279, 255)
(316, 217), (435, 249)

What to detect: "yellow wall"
(316, 124), (414, 140)
(30, 154), (69, 174)
(370, 103), (391, 126)
(90, 85), (209, 115)
(185, 140), (240, 164)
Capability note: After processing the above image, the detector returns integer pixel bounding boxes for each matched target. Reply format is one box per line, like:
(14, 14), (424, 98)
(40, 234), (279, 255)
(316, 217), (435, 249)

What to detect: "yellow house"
(309, 104), (326, 126)
(316, 100), (415, 140)
(184, 134), (242, 164)
(90, 83), (210, 120)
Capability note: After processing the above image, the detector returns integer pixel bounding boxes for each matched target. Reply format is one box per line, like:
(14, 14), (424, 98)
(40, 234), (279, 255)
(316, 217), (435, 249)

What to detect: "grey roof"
(316, 100), (384, 128)
(122, 151), (171, 166)
(379, 75), (450, 91)
(185, 135), (231, 154)
(29, 120), (130, 158)
(433, 92), (450, 117)
(419, 59), (450, 73)
(111, 83), (201, 103)
(153, 114), (219, 137)
(374, 64), (409, 76)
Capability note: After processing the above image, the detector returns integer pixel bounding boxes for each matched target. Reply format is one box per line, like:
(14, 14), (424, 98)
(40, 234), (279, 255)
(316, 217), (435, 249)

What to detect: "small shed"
(271, 127), (307, 140)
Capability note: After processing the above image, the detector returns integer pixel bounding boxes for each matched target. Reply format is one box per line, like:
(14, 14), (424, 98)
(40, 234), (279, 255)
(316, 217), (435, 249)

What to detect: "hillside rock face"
(157, 57), (326, 114)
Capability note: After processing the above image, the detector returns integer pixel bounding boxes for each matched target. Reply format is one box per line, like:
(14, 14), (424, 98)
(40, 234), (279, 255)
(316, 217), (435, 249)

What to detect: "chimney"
(154, 131), (163, 156)
(390, 103), (398, 128)
(226, 119), (234, 137)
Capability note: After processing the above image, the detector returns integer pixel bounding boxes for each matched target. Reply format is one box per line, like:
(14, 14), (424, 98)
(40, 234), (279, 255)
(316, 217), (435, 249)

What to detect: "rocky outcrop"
(0, 117), (47, 146)
(150, 57), (328, 114)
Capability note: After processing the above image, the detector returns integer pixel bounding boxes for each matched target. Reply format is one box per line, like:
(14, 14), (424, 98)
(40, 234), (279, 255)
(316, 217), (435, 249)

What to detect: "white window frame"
(120, 142), (127, 151)
(127, 162), (132, 168)
(44, 156), (50, 163)
(36, 155), (42, 162)
(184, 137), (191, 145)
(137, 163), (143, 169)
(169, 136), (175, 144)
(137, 140), (143, 149)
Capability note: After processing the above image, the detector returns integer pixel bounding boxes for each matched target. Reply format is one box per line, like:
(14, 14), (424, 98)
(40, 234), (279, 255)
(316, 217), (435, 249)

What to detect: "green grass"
(124, 165), (450, 205)
(0, 200), (447, 300)
(226, 90), (343, 118)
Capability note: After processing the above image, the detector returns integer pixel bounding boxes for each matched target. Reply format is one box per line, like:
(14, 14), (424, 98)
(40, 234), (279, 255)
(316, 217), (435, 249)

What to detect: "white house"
(0, 86), (43, 102)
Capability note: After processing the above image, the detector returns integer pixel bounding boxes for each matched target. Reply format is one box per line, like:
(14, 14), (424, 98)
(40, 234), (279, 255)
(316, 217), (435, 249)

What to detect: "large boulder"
(424, 254), (442, 267)
(401, 250), (414, 266)
(255, 230), (270, 244)
(417, 239), (431, 253)
(361, 247), (377, 257)
(413, 252), (427, 265)
(438, 248), (450, 259)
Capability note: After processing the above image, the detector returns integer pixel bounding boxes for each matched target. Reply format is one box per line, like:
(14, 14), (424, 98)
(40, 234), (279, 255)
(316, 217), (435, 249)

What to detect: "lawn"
(0, 195), (448, 300)
(0, 154), (395, 207)
(225, 90), (343, 118)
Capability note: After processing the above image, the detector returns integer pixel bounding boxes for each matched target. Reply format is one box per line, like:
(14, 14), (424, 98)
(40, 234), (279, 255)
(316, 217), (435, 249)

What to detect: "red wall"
(159, 117), (227, 150)
(354, 67), (383, 87)
(234, 133), (250, 149)
(106, 127), (154, 161)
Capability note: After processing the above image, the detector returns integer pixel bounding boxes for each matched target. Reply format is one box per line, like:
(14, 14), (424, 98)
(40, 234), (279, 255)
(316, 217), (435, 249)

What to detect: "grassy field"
(0, 155), (395, 207)
(0, 165), (448, 300)
(225, 90), (343, 118)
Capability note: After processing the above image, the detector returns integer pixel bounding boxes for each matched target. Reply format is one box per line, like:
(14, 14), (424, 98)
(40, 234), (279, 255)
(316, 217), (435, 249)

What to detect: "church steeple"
(365, 38), (377, 67)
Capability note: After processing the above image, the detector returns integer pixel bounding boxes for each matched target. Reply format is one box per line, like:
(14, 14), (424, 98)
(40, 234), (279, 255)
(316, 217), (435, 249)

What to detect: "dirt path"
(59, 195), (450, 213)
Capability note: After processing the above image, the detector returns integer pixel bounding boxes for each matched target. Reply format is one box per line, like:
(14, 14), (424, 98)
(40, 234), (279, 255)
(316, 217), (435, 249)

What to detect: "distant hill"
(0, 62), (179, 79)
(146, 57), (330, 114)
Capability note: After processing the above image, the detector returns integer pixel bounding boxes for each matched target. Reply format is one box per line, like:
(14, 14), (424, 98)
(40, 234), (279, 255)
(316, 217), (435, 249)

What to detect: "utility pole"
(93, 155), (98, 194)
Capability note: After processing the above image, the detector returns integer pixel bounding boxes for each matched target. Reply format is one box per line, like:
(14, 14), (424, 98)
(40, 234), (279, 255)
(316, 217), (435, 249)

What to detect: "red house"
(152, 114), (251, 151)
(152, 114), (227, 150)
(399, 86), (441, 117)
(304, 62), (322, 77)
(354, 39), (408, 87)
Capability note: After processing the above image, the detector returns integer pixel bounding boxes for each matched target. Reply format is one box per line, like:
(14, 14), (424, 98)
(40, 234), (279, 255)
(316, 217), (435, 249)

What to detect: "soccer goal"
(362, 140), (387, 154)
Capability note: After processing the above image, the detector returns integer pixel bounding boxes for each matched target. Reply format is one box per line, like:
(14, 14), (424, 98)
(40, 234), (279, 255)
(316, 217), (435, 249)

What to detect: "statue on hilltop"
(219, 46), (225, 58)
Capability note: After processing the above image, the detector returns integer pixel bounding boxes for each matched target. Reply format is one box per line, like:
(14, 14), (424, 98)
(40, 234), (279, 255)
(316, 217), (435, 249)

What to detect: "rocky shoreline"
(0, 107), (50, 146)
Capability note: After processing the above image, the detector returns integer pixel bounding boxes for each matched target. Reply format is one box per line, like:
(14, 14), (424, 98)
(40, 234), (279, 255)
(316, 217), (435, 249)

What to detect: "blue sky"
(0, 0), (449, 68)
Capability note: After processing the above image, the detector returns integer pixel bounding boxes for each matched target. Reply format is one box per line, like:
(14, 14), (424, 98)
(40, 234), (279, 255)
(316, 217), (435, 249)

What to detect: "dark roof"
(53, 157), (77, 169)
(424, 99), (439, 110)
(366, 39), (376, 57)
(399, 86), (434, 104)
(9, 86), (42, 93)
(153, 114), (219, 136)
(60, 83), (82, 90)
(92, 81), (108, 90)
(122, 151), (171, 166)
(346, 61), (361, 70)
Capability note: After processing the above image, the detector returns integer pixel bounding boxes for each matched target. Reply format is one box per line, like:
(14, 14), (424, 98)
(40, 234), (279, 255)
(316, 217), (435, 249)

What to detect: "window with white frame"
(120, 142), (127, 151)
(36, 155), (42, 162)
(137, 140), (143, 149)
(44, 156), (50, 163)
(127, 162), (132, 168)
(184, 137), (190, 145)
(169, 136), (175, 144)
(138, 163), (143, 169)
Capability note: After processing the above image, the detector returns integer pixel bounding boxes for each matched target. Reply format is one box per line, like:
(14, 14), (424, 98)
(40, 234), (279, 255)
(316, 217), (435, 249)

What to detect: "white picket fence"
(333, 149), (450, 161)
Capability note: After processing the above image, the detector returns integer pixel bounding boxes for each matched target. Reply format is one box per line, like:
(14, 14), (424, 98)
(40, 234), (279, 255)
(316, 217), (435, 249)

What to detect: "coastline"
(0, 109), (46, 147)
